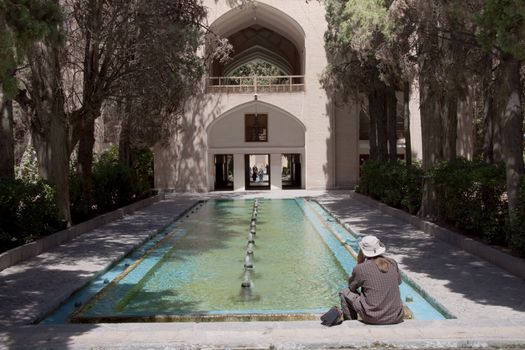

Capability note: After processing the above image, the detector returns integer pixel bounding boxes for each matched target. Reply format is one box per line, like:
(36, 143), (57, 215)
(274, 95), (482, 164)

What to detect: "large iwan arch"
(154, 1), (363, 192)
(208, 2), (306, 79)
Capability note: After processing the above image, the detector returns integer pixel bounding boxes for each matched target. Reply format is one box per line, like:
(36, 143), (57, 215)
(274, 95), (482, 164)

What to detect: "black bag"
(320, 306), (343, 326)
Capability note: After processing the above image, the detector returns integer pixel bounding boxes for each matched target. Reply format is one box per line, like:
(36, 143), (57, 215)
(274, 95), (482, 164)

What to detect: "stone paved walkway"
(317, 192), (525, 320)
(0, 190), (524, 349)
(0, 196), (199, 326)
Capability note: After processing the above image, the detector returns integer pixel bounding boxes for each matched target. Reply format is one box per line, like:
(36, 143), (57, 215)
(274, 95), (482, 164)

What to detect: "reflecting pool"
(42, 199), (450, 323)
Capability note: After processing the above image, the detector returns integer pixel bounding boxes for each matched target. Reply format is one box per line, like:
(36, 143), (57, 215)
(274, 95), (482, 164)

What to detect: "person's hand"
(357, 250), (365, 264)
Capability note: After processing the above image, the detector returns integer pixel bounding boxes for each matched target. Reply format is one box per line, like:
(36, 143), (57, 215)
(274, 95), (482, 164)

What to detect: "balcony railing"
(206, 75), (305, 93)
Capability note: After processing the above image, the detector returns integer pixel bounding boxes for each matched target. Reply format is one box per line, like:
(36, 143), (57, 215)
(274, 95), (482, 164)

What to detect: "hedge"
(356, 160), (423, 215)
(356, 158), (524, 256)
(70, 147), (154, 222)
(0, 179), (63, 252)
(2, 147), (154, 253)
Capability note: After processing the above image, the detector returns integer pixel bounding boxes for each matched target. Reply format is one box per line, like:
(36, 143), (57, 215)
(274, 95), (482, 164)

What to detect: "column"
(270, 153), (282, 190)
(233, 153), (245, 191)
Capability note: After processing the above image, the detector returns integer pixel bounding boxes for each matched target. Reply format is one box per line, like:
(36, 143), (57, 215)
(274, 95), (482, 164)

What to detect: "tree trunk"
(419, 85), (442, 218)
(77, 0), (103, 196)
(442, 94), (457, 161)
(387, 86), (398, 161)
(0, 92), (14, 180)
(118, 101), (132, 168)
(376, 85), (388, 162)
(483, 86), (495, 163)
(27, 42), (71, 224)
(403, 82), (412, 167)
(418, 12), (443, 219)
(368, 92), (378, 161)
(77, 116), (96, 200)
(482, 55), (495, 164)
(492, 65), (505, 163)
(501, 56), (524, 216)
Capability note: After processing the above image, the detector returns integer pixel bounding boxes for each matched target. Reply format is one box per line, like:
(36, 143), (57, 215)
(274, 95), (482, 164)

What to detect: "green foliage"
(338, 0), (392, 49)
(1, 0), (63, 48)
(91, 152), (134, 213)
(230, 60), (284, 77)
(431, 159), (507, 244)
(69, 146), (154, 223)
(228, 60), (287, 85)
(356, 160), (423, 214)
(130, 148), (154, 197)
(0, 0), (63, 98)
(0, 179), (62, 252)
(358, 159), (511, 246)
(476, 0), (525, 59)
(322, 0), (393, 98)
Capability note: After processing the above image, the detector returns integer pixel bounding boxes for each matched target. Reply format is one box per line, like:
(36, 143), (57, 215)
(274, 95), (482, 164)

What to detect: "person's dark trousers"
(339, 287), (359, 320)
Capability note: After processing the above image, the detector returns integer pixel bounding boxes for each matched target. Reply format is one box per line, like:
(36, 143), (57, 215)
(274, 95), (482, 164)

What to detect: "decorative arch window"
(228, 59), (288, 86)
(230, 59), (285, 77)
(245, 114), (268, 142)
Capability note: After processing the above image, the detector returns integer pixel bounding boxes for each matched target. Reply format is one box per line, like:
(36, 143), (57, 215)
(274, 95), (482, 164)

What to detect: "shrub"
(130, 148), (154, 198)
(0, 179), (62, 252)
(69, 146), (154, 222)
(92, 157), (135, 212)
(357, 158), (509, 246)
(356, 160), (423, 214)
(430, 159), (507, 244)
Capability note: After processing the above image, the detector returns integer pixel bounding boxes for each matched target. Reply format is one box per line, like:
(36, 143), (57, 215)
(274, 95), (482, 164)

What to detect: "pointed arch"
(210, 2), (305, 51)
(208, 2), (306, 77)
(207, 100), (306, 135)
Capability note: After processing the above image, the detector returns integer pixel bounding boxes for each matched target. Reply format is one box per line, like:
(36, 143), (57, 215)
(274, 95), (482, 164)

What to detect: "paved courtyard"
(1, 191), (524, 349)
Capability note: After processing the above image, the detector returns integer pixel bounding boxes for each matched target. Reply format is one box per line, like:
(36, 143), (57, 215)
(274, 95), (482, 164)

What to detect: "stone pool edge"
(2, 318), (525, 349)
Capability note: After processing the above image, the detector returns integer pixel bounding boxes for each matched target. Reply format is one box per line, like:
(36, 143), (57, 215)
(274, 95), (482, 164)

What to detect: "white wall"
(153, 0), (351, 191)
(208, 103), (305, 149)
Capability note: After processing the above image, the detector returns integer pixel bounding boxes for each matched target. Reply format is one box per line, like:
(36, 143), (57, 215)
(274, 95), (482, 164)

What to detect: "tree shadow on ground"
(0, 194), (266, 328)
(318, 192), (525, 316)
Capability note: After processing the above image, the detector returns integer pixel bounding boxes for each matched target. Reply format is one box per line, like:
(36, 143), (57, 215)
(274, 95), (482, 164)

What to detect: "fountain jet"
(241, 269), (252, 288)
(244, 254), (254, 269)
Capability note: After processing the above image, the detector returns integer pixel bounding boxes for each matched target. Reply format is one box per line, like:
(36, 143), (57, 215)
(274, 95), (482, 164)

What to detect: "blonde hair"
(372, 256), (390, 273)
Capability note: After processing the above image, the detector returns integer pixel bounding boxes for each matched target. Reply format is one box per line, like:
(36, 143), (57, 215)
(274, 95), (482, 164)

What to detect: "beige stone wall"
(334, 99), (360, 188)
(154, 0), (344, 192)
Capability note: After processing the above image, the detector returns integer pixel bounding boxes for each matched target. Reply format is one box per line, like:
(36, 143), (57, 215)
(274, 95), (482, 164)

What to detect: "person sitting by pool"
(339, 235), (404, 324)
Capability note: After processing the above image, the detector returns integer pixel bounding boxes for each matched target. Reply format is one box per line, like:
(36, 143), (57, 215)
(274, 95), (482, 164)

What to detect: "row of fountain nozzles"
(242, 200), (259, 288)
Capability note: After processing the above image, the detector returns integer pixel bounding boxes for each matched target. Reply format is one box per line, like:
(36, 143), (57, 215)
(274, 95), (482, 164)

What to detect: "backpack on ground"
(320, 306), (343, 327)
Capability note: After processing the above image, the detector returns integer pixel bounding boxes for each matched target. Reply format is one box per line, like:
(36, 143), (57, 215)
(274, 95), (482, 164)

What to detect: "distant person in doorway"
(252, 166), (258, 182)
(339, 235), (404, 324)
(258, 168), (264, 182)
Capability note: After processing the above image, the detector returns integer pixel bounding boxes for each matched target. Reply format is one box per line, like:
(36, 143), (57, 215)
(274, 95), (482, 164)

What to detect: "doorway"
(214, 154), (234, 190)
(282, 154), (301, 189)
(245, 154), (270, 190)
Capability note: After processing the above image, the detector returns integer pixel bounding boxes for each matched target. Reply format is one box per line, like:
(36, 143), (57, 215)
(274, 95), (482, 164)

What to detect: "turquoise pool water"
(42, 199), (450, 323)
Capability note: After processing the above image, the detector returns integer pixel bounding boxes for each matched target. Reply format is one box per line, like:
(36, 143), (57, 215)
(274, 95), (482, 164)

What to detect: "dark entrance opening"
(282, 154), (301, 189)
(245, 154), (270, 190)
(214, 154), (233, 190)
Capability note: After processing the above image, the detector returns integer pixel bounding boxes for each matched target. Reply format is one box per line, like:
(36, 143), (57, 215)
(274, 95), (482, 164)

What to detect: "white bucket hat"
(359, 235), (386, 257)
